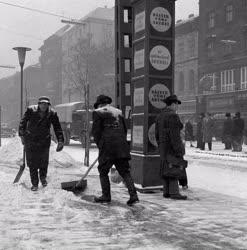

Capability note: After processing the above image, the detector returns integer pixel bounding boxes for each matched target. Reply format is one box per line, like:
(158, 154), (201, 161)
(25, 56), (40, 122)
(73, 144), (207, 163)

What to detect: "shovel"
(13, 147), (26, 184)
(61, 157), (98, 193)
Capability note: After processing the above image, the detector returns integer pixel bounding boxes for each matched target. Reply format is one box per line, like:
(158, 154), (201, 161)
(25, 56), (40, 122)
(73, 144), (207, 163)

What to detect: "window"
(241, 67), (247, 89)
(188, 70), (194, 91)
(188, 36), (195, 58)
(178, 41), (184, 61)
(221, 69), (235, 92)
(243, 33), (247, 50)
(179, 72), (184, 92)
(226, 5), (233, 23)
(124, 59), (131, 72)
(207, 42), (214, 57)
(242, 0), (247, 8)
(208, 12), (215, 28)
(124, 34), (132, 48)
(124, 7), (132, 23)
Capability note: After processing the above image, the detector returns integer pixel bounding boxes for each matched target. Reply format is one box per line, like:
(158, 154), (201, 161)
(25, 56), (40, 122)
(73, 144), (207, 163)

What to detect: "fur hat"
(94, 95), (112, 109)
(163, 95), (181, 106)
(38, 96), (50, 105)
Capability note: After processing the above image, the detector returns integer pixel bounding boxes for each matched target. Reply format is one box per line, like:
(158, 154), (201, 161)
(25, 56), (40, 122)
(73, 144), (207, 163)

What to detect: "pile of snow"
(0, 137), (79, 168)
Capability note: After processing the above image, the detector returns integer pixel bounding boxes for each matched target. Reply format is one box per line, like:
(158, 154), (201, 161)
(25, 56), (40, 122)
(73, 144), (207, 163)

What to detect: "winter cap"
(38, 96), (51, 105)
(163, 94), (181, 106)
(235, 111), (241, 117)
(94, 95), (112, 109)
(225, 112), (231, 117)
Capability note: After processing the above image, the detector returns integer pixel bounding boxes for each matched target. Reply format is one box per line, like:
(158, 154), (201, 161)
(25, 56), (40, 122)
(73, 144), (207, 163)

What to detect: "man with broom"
(19, 96), (64, 191)
(92, 95), (139, 206)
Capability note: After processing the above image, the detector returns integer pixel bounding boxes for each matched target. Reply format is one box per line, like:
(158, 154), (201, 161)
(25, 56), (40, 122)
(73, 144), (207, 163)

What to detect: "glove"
(56, 142), (64, 152)
(20, 136), (25, 145)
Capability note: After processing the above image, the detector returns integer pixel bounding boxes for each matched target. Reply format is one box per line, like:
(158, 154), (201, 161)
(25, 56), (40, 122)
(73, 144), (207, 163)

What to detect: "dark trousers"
(201, 142), (212, 150)
(179, 169), (188, 187)
(26, 147), (49, 186)
(163, 177), (179, 195)
(98, 158), (136, 198)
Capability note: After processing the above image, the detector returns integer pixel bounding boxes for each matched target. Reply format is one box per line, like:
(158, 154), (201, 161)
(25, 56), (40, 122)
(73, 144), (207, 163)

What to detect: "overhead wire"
(0, 0), (71, 19)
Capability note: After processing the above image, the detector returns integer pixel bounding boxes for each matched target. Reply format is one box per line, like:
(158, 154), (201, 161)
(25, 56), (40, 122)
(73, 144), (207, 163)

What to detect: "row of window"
(208, 4), (233, 29)
(206, 67), (247, 93)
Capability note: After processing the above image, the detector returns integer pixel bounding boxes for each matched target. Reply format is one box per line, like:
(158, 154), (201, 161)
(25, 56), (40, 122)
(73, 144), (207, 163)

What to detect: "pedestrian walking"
(92, 95), (139, 206)
(196, 113), (204, 149)
(202, 113), (214, 150)
(222, 112), (232, 150)
(155, 95), (187, 200)
(185, 118), (194, 147)
(19, 96), (64, 191)
(232, 112), (245, 152)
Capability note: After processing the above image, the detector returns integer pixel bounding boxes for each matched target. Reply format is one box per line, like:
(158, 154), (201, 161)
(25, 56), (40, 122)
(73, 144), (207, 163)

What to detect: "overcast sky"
(0, 0), (198, 77)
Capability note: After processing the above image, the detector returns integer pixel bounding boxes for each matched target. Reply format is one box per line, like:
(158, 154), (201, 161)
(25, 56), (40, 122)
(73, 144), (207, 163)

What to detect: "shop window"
(207, 41), (215, 57)
(241, 66), (247, 89)
(221, 69), (235, 92)
(226, 5), (233, 23)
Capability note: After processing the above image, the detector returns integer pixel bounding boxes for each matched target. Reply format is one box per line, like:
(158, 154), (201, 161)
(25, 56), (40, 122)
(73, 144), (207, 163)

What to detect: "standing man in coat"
(19, 96), (64, 191)
(196, 113), (204, 149)
(155, 95), (187, 200)
(185, 118), (194, 147)
(202, 112), (214, 150)
(232, 112), (245, 152)
(92, 95), (139, 206)
(222, 112), (232, 150)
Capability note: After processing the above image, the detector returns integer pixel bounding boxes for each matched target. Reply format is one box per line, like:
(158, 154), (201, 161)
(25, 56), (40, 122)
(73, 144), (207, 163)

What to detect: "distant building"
(175, 15), (199, 121)
(198, 0), (247, 116)
(61, 7), (115, 104)
(39, 25), (70, 105)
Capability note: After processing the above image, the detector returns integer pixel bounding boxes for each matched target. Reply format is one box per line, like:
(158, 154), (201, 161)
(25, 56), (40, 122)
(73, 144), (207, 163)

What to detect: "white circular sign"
(150, 45), (171, 71)
(150, 7), (172, 32)
(149, 84), (170, 109)
(148, 123), (158, 147)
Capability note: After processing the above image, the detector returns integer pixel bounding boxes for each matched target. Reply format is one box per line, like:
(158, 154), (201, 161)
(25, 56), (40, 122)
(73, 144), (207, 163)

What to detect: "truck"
(54, 102), (93, 146)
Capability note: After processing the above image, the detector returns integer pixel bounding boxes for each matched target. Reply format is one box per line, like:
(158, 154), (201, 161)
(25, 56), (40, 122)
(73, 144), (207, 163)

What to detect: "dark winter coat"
(196, 118), (203, 141)
(223, 118), (233, 136)
(155, 107), (185, 177)
(202, 117), (214, 143)
(232, 117), (245, 136)
(19, 105), (64, 151)
(91, 105), (130, 164)
(185, 121), (193, 141)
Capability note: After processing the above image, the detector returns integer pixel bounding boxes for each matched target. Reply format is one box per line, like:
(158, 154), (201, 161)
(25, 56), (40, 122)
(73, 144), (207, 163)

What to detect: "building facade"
(175, 15), (199, 121)
(61, 7), (115, 105)
(198, 0), (247, 118)
(39, 25), (70, 106)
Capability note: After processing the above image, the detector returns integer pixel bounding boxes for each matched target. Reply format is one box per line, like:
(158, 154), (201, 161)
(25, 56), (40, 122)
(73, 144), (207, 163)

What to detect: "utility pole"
(61, 19), (91, 166)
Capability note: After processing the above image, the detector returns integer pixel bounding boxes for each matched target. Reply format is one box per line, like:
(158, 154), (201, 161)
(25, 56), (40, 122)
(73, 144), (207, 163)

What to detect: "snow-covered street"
(0, 138), (247, 249)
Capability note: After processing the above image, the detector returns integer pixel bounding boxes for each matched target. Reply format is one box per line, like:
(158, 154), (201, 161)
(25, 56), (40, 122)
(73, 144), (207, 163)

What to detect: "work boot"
(94, 195), (111, 203)
(170, 194), (187, 200)
(123, 173), (139, 206)
(95, 175), (111, 203)
(41, 179), (47, 187)
(127, 194), (139, 206)
(31, 186), (38, 191)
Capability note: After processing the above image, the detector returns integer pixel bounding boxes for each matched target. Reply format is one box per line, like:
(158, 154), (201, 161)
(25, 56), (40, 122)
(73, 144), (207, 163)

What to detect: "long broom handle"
(80, 157), (98, 180)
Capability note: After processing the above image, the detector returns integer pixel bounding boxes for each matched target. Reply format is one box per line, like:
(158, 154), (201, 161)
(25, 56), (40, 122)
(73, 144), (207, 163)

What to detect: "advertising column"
(131, 0), (175, 188)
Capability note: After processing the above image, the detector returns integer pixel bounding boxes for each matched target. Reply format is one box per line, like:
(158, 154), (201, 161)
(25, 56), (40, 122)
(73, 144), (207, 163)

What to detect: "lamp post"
(13, 47), (31, 119)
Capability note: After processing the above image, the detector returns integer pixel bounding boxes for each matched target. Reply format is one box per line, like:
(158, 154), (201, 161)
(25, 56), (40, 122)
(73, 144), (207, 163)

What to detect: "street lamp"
(12, 47), (31, 119)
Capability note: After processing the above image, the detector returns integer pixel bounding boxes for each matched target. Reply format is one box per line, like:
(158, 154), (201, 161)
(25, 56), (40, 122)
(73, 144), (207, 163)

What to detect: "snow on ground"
(0, 138), (247, 249)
